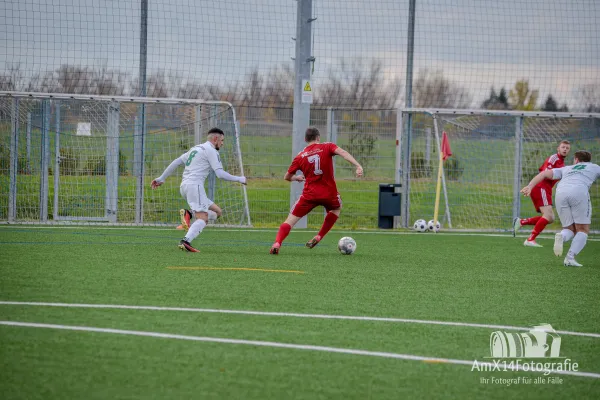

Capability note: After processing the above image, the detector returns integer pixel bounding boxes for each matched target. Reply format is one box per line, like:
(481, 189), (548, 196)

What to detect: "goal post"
(0, 91), (251, 227)
(398, 108), (600, 232)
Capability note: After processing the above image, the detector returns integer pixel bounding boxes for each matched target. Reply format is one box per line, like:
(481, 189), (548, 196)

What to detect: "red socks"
(528, 217), (550, 241)
(274, 213), (338, 246)
(317, 212), (339, 238)
(521, 216), (542, 226)
(275, 223), (292, 245)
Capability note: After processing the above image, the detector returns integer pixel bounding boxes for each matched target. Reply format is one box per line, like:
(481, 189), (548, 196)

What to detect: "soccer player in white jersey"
(151, 128), (247, 252)
(521, 151), (600, 267)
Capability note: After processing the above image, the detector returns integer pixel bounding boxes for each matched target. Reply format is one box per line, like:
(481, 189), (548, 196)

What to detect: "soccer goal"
(397, 108), (600, 231)
(0, 92), (251, 227)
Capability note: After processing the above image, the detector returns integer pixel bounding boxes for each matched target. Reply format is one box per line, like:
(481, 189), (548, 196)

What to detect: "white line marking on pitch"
(0, 225), (597, 241)
(0, 321), (598, 379)
(1, 301), (598, 339)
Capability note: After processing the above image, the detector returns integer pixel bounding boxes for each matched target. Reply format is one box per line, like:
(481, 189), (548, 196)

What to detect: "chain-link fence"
(0, 92), (250, 226)
(401, 110), (600, 231)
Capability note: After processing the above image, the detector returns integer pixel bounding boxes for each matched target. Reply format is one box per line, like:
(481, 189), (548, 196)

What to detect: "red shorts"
(530, 186), (552, 212)
(290, 194), (342, 218)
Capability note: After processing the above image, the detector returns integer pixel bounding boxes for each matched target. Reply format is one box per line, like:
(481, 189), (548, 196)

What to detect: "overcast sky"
(1, 0), (598, 108)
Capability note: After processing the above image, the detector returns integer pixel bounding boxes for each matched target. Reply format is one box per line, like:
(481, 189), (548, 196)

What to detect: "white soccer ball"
(413, 219), (427, 232)
(427, 220), (441, 232)
(338, 237), (356, 255)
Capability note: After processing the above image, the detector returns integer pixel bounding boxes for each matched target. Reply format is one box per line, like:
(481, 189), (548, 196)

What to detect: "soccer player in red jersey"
(513, 140), (571, 246)
(270, 127), (363, 255)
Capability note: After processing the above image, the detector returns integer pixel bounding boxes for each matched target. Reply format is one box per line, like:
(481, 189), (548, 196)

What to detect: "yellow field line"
(167, 266), (304, 274)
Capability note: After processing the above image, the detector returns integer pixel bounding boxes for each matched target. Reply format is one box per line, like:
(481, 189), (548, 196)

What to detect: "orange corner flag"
(441, 131), (452, 161)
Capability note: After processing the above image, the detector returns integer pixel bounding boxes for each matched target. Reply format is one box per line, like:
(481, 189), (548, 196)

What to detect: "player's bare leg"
(208, 203), (222, 222)
(307, 208), (341, 249)
(554, 224), (575, 257)
(564, 223), (589, 267)
(271, 214), (302, 254)
(524, 205), (554, 247)
(179, 211), (208, 252)
(179, 209), (193, 231)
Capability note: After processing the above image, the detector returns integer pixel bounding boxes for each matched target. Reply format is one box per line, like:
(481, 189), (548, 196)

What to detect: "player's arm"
(151, 155), (186, 189)
(284, 172), (305, 182)
(208, 148), (247, 184)
(334, 147), (363, 177)
(521, 168), (561, 196)
(214, 169), (247, 185)
(284, 157), (305, 182)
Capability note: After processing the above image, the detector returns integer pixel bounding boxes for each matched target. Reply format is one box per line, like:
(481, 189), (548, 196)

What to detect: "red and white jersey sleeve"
(537, 153), (565, 189)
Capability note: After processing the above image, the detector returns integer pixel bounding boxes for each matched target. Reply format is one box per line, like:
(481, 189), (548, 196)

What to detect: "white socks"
(207, 210), (218, 221)
(567, 232), (588, 259)
(561, 229), (575, 242)
(184, 219), (206, 243)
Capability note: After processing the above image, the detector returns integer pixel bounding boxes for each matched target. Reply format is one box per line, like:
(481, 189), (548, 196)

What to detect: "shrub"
(445, 156), (464, 181)
(410, 151), (432, 179)
(84, 151), (128, 176)
(344, 122), (378, 175)
(59, 147), (80, 176)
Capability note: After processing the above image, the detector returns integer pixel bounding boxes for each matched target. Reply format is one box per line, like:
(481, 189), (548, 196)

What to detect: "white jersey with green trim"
(553, 162), (600, 193)
(179, 141), (223, 186)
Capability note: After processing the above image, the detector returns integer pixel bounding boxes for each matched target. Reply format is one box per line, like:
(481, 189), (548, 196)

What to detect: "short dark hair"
(207, 127), (224, 136)
(305, 127), (320, 142)
(575, 150), (592, 162)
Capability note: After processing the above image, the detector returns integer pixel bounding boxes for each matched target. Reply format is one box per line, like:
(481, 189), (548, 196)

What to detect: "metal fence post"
(39, 100), (50, 222)
(394, 110), (403, 228)
(134, 107), (146, 224)
(401, 113), (412, 228)
(194, 105), (202, 145)
(8, 98), (19, 222)
(53, 101), (60, 220)
(26, 112), (31, 174)
(512, 116), (524, 222)
(106, 101), (120, 223)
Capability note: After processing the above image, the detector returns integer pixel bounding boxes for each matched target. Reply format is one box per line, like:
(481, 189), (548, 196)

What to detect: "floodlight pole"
(400, 0), (417, 227)
(134, 0), (148, 224)
(291, 0), (314, 229)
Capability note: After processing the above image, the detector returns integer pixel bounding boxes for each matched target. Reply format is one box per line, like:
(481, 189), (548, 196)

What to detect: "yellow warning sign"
(301, 79), (313, 104)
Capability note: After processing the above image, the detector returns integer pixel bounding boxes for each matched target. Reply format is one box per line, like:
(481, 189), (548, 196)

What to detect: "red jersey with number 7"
(287, 142), (339, 200)
(536, 153), (566, 190)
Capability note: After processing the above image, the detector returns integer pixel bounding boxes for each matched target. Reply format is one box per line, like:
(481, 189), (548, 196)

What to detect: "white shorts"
(180, 184), (214, 213)
(555, 189), (592, 226)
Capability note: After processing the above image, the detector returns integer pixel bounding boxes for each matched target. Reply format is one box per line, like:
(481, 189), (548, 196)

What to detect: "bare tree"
(413, 69), (471, 108)
(316, 58), (402, 108)
(578, 84), (600, 113)
(55, 64), (94, 94)
(0, 63), (25, 91)
(508, 80), (538, 111)
(262, 64), (294, 106)
(92, 66), (129, 95)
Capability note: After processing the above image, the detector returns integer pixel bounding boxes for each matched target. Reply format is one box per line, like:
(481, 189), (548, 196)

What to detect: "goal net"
(399, 109), (600, 232)
(0, 92), (251, 227)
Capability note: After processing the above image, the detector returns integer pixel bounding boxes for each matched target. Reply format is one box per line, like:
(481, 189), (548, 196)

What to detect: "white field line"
(1, 301), (599, 339)
(0, 225), (598, 241)
(1, 321), (598, 379)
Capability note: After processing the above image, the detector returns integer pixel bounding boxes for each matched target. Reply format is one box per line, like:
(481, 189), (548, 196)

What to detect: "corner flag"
(441, 131), (452, 161)
(433, 131), (452, 232)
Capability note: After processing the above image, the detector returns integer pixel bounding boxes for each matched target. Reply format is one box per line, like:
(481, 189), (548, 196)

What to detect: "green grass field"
(1, 226), (599, 399)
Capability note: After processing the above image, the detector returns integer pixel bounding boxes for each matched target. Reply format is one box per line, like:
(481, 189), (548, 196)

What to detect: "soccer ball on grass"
(427, 220), (441, 232)
(413, 219), (427, 232)
(338, 237), (356, 255)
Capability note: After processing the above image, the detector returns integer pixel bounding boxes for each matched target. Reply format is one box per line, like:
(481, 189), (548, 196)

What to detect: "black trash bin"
(378, 183), (402, 229)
